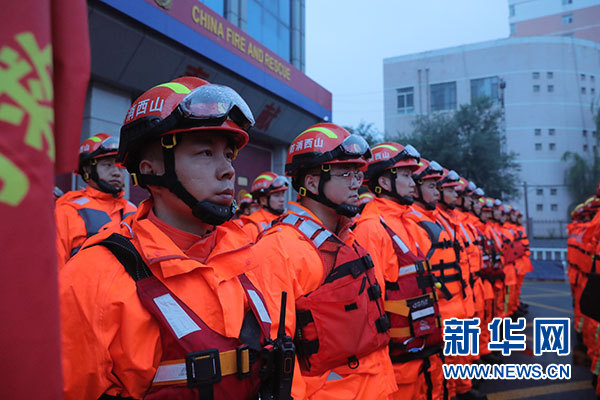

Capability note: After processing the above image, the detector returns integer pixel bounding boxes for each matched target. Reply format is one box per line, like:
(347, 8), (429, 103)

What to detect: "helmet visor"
(427, 160), (444, 175)
(339, 134), (372, 159)
(271, 176), (289, 190)
(99, 137), (119, 153)
(180, 84), (255, 131)
(402, 144), (421, 161)
(467, 181), (477, 192)
(446, 170), (460, 181)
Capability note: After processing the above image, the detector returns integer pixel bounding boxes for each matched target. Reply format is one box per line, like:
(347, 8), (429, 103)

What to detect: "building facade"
(509, 0), (600, 42)
(383, 36), (600, 239)
(56, 0), (330, 204)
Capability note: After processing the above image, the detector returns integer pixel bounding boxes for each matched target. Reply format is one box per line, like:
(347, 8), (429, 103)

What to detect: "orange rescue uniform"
(55, 185), (137, 268)
(60, 199), (261, 399)
(247, 202), (398, 400)
(240, 207), (280, 241)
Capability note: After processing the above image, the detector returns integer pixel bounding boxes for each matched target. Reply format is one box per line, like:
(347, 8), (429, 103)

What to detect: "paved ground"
(477, 279), (597, 400)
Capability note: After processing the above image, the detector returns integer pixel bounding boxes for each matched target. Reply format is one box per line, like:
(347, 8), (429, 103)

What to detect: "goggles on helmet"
(474, 188), (485, 197)
(123, 84), (254, 142)
(270, 176), (289, 191)
(426, 161), (444, 175)
(445, 170), (459, 181)
(389, 144), (421, 166)
(467, 181), (477, 192)
(179, 84), (255, 131)
(315, 134), (372, 165)
(97, 137), (119, 155)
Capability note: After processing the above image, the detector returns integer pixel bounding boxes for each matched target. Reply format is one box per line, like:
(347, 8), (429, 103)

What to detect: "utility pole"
(523, 181), (532, 236)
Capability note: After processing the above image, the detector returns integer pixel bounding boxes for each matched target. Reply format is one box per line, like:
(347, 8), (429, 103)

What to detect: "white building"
(383, 36), (600, 238)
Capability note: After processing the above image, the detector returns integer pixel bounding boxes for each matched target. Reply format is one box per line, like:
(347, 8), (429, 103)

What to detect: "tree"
(392, 97), (521, 199)
(562, 107), (600, 213)
(343, 121), (381, 146)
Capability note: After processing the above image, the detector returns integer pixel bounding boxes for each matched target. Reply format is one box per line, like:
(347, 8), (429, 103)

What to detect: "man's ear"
(259, 196), (268, 207)
(304, 173), (320, 196)
(378, 174), (392, 192)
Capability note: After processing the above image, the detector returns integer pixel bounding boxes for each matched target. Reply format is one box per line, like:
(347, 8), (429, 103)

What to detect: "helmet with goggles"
(366, 142), (420, 205)
(438, 168), (461, 189)
(118, 76), (255, 226)
(286, 123), (371, 217)
(412, 160), (444, 183)
(455, 178), (476, 195)
(251, 172), (289, 198)
(77, 133), (123, 195)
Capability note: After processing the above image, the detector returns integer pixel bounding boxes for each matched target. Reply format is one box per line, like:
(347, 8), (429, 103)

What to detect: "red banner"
(0, 1), (89, 398)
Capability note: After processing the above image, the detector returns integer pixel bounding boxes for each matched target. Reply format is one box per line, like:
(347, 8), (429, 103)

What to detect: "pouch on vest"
(380, 218), (443, 363)
(272, 214), (390, 376)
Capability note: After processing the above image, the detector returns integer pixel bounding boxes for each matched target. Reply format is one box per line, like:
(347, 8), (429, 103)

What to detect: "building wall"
(383, 37), (600, 237)
(509, 0), (600, 42)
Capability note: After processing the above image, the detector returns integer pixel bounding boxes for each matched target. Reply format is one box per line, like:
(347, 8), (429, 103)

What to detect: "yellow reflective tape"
(295, 126), (338, 140)
(255, 174), (275, 182)
(384, 300), (410, 316)
(89, 136), (102, 142)
(372, 144), (398, 152)
(153, 82), (192, 94)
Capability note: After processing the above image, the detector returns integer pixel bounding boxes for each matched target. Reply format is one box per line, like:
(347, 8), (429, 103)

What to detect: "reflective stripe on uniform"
(248, 289), (272, 324)
(153, 294), (201, 339)
(398, 264), (417, 277)
(458, 223), (472, 244)
(327, 371), (344, 381)
(392, 235), (410, 254)
(71, 197), (90, 205)
(298, 219), (321, 239)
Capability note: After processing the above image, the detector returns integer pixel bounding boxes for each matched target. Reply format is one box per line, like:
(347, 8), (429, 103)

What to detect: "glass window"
(247, 0), (263, 42)
(554, 251), (562, 261)
(592, 88), (596, 95)
(199, 0), (224, 15)
(536, 251), (543, 260)
(591, 75), (595, 82)
(536, 204), (543, 211)
(562, 0), (573, 4)
(582, 87), (587, 94)
(584, 144), (589, 151)
(397, 87), (414, 114)
(470, 76), (499, 103)
(549, 143), (556, 150)
(583, 130), (588, 136)
(581, 73), (586, 81)
(277, 22), (290, 61)
(547, 72), (554, 79)
(533, 85), (540, 92)
(510, 23), (516, 34)
(532, 72), (540, 79)
(549, 128), (556, 136)
(535, 143), (542, 151)
(551, 204), (558, 211)
(534, 128), (541, 136)
(547, 85), (554, 92)
(509, 5), (515, 16)
(278, 0), (290, 23)
(562, 14), (573, 24)
(545, 251), (552, 260)
(551, 188), (557, 195)
(536, 188), (543, 195)
(430, 82), (457, 112)
(262, 10), (278, 55)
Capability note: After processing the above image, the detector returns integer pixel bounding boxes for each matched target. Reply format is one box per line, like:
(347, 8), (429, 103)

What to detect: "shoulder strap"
(89, 233), (153, 281)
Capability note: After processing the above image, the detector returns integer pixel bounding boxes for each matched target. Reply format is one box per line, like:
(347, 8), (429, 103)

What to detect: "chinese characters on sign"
(443, 317), (570, 357)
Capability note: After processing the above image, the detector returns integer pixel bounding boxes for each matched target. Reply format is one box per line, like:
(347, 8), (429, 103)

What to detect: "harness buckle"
(236, 345), (251, 379)
(185, 348), (222, 387)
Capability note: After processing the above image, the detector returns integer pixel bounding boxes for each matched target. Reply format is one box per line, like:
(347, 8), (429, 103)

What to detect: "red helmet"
(285, 123), (371, 177)
(455, 178), (476, 195)
(412, 159), (444, 183)
(238, 192), (255, 206)
(118, 76), (253, 170)
(251, 172), (289, 197)
(584, 196), (600, 211)
(77, 133), (119, 175)
(480, 197), (495, 211)
(366, 142), (420, 179)
(438, 168), (461, 188)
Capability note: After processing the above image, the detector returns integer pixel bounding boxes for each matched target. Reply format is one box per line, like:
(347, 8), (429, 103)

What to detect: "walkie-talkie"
(260, 291), (295, 399)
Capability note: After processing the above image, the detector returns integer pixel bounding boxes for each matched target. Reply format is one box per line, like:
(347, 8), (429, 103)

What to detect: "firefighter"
(54, 133), (137, 268)
(246, 123), (398, 399)
(241, 171), (289, 240)
(405, 160), (487, 400)
(353, 142), (446, 400)
(59, 77), (283, 399)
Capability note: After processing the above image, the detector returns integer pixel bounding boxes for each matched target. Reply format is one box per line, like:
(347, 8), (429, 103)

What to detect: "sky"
(305, 0), (510, 134)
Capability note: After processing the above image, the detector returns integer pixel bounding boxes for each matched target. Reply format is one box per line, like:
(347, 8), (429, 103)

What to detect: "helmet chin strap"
(415, 182), (436, 211)
(439, 189), (456, 210)
(265, 202), (285, 216)
(301, 169), (359, 218)
(137, 135), (235, 226)
(375, 171), (413, 205)
(89, 165), (121, 197)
